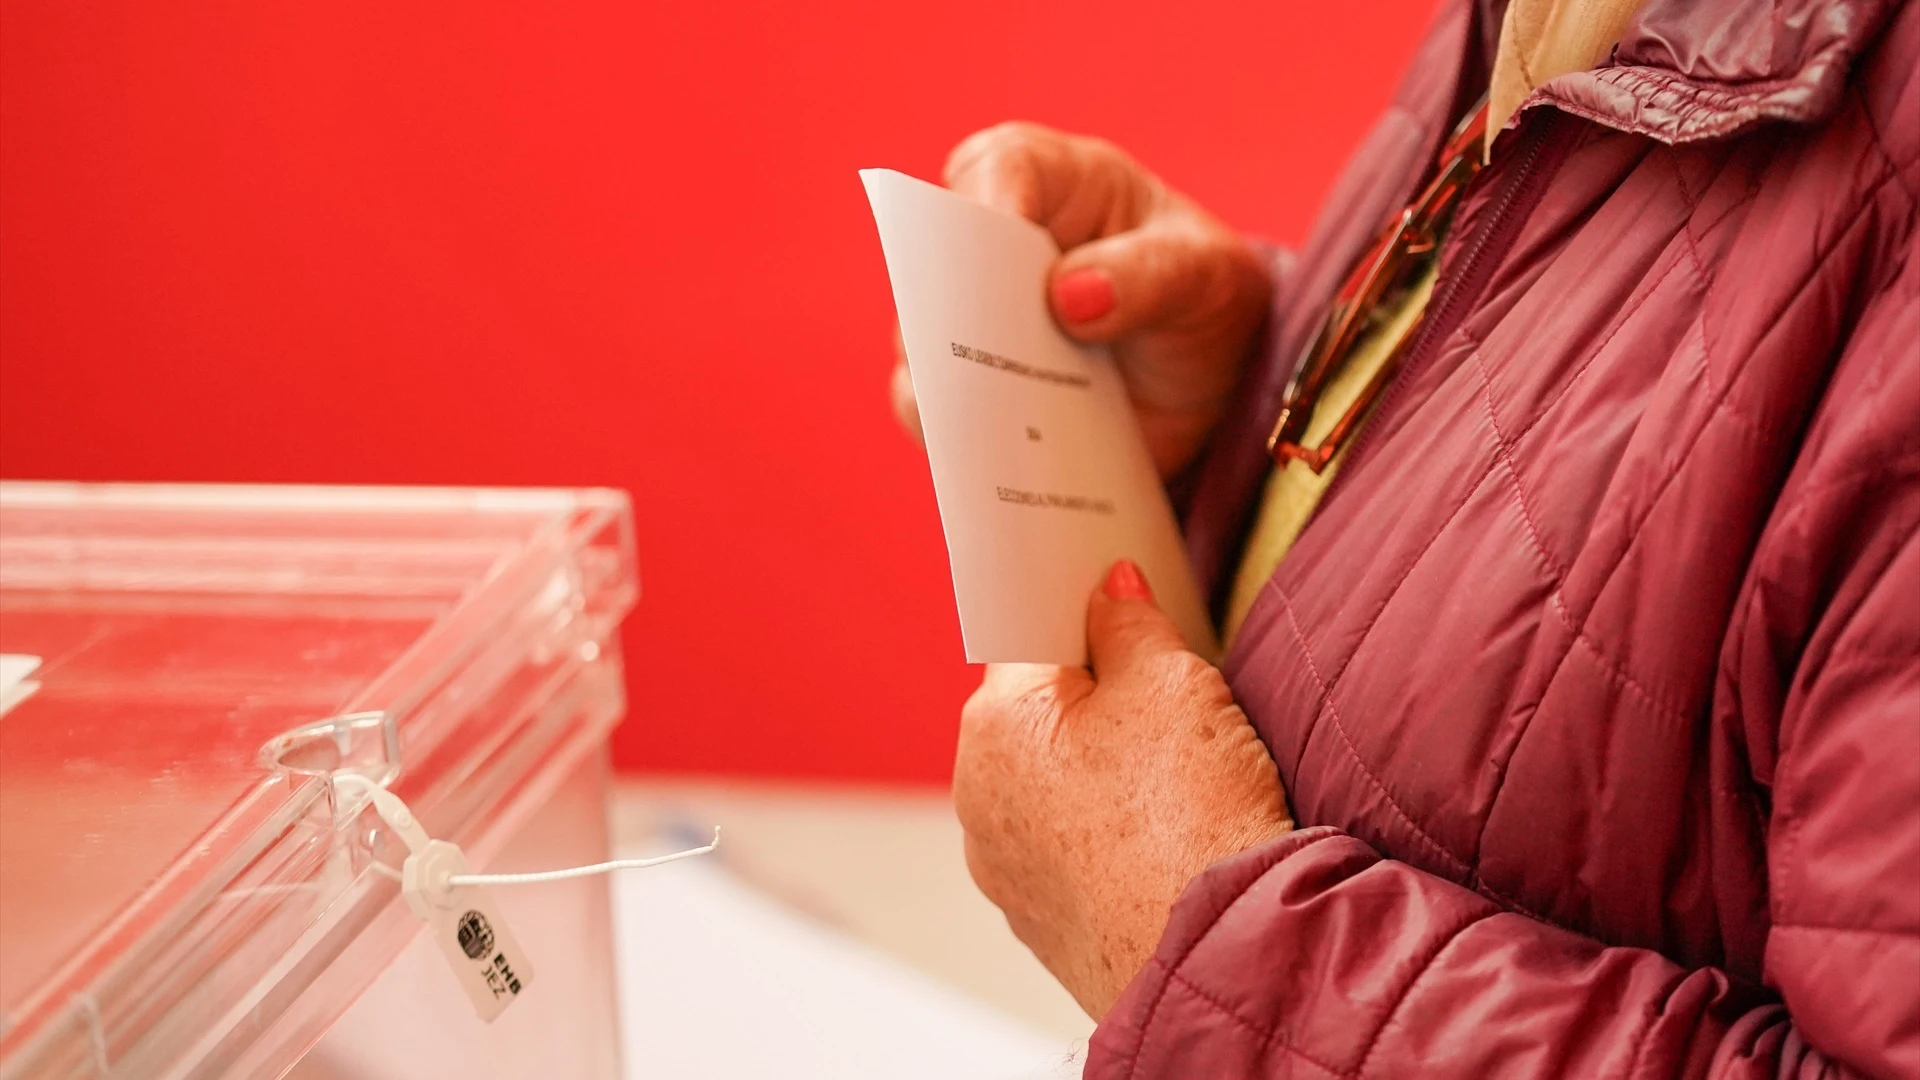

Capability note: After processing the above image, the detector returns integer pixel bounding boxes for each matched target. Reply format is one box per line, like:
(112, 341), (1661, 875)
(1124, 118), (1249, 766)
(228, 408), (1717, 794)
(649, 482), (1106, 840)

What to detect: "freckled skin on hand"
(953, 571), (1292, 1020)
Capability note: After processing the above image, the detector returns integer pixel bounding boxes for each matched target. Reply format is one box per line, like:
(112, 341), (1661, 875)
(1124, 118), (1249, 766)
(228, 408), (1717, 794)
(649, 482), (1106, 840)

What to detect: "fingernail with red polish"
(1052, 268), (1115, 324)
(1103, 559), (1154, 601)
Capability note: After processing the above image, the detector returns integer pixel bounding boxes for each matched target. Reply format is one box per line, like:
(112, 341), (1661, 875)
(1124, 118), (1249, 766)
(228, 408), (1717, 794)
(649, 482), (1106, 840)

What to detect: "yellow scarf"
(1489, 0), (1643, 145)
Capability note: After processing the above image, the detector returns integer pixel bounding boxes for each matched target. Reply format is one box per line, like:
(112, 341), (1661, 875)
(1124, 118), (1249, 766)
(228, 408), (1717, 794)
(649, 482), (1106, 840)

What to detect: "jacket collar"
(1181, 0), (1900, 614)
(1517, 0), (1902, 142)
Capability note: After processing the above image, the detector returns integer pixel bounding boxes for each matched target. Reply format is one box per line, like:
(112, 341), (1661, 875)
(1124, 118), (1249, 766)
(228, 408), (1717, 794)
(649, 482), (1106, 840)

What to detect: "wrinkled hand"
(890, 124), (1272, 477)
(953, 561), (1293, 1019)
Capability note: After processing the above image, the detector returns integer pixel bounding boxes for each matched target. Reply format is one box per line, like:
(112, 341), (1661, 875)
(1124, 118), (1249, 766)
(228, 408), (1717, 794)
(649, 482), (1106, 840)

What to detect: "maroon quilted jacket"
(1086, 0), (1919, 1075)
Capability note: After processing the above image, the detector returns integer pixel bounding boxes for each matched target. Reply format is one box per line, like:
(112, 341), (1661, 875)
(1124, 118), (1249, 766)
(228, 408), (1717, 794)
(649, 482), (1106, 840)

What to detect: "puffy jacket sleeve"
(1086, 226), (1920, 1080)
(1087, 809), (1912, 1079)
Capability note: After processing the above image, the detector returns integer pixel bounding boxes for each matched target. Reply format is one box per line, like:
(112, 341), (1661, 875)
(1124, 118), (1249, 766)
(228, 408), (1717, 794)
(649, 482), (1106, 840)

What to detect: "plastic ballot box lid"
(0, 482), (638, 1080)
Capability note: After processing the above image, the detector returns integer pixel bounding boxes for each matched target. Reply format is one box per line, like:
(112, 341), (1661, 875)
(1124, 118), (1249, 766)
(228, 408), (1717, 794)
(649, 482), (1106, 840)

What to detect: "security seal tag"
(403, 839), (535, 1022)
(332, 775), (535, 1022)
(331, 772), (716, 1024)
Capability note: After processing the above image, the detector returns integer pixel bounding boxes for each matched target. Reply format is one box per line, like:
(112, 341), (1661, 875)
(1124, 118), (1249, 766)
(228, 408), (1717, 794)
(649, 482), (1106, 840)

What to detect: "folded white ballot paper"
(862, 168), (1220, 666)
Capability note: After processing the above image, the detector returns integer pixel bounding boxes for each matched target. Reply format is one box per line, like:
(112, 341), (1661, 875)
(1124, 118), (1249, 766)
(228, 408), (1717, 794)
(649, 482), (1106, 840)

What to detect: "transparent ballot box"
(0, 482), (638, 1079)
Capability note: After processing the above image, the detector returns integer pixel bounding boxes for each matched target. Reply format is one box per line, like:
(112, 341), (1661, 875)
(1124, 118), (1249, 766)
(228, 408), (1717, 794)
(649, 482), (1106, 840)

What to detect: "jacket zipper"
(1314, 111), (1579, 517)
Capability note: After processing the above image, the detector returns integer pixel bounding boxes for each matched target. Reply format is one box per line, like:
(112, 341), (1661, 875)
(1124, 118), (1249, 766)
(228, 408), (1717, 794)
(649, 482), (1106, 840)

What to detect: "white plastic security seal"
(331, 773), (718, 1021)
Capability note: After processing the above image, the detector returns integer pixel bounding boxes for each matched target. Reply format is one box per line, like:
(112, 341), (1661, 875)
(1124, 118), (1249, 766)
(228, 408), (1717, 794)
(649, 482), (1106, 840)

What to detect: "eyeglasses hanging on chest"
(1267, 97), (1491, 473)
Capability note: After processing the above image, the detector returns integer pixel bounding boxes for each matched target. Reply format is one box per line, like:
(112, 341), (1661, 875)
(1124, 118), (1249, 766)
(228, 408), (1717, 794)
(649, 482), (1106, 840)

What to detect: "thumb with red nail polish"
(1052, 267), (1117, 325)
(1101, 559), (1155, 603)
(1088, 558), (1186, 678)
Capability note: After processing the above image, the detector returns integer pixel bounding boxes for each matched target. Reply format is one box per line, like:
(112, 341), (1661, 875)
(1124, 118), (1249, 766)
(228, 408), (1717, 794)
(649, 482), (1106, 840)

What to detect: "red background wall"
(1, 0), (1440, 784)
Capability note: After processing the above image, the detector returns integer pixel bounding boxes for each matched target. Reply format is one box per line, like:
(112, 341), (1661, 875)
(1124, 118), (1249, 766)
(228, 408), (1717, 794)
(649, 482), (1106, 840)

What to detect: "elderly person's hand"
(890, 124), (1272, 478)
(954, 560), (1292, 1019)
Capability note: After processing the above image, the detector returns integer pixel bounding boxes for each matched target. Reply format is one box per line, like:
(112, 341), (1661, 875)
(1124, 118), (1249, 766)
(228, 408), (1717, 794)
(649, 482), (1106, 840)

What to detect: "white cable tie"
(447, 828), (722, 887)
(327, 770), (722, 1022)
(331, 772), (433, 855)
(330, 772), (720, 888)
